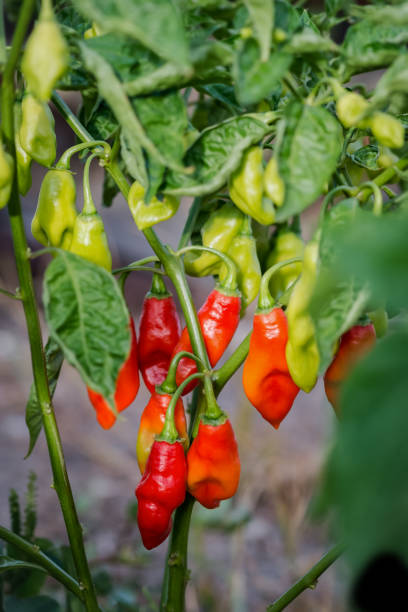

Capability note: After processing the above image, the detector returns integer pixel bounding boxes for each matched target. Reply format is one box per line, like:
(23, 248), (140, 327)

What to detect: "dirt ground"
(0, 106), (346, 611)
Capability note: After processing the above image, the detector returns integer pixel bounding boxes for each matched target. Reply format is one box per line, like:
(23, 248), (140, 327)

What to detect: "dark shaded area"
(352, 553), (408, 612)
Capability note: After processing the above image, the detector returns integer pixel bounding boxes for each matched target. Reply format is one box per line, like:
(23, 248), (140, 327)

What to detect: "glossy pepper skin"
(184, 203), (244, 277)
(369, 112), (404, 149)
(21, 0), (69, 102)
(136, 391), (187, 474)
(14, 102), (32, 195)
(88, 318), (140, 429)
(31, 169), (77, 248)
(187, 417), (240, 509)
(285, 239), (320, 392)
(263, 157), (285, 207)
(266, 229), (304, 298)
(19, 94), (56, 167)
(172, 288), (241, 394)
(128, 181), (179, 230)
(138, 274), (180, 392)
(229, 147), (275, 225)
(324, 324), (376, 416)
(0, 144), (14, 209)
(135, 440), (187, 549)
(243, 307), (300, 428)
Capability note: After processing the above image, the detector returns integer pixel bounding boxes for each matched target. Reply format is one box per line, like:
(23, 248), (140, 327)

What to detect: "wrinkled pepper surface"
(128, 181), (179, 230)
(19, 94), (56, 167)
(14, 102), (32, 195)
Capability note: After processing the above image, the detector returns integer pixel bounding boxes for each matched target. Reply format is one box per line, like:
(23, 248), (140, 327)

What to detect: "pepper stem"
(148, 269), (170, 298)
(177, 245), (238, 291)
(56, 141), (111, 171)
(258, 257), (303, 312)
(318, 184), (355, 226)
(157, 373), (206, 443)
(355, 181), (383, 216)
(82, 153), (99, 215)
(158, 351), (205, 395)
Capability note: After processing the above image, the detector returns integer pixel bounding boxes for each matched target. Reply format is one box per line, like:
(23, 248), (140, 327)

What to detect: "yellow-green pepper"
(266, 228), (304, 298)
(336, 92), (369, 129)
(263, 157), (285, 207)
(14, 102), (32, 195)
(0, 143), (14, 209)
(285, 238), (320, 392)
(128, 181), (179, 231)
(19, 94), (56, 167)
(369, 112), (404, 149)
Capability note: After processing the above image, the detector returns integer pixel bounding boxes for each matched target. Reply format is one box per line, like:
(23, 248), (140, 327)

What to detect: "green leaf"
(25, 339), (63, 459)
(283, 29), (339, 54)
(72, 0), (190, 67)
(233, 39), (292, 106)
(275, 0), (300, 35)
(5, 595), (61, 612)
(0, 557), (45, 575)
(350, 145), (379, 171)
(372, 54), (408, 104)
(351, 2), (408, 26)
(23, 473), (37, 542)
(317, 329), (408, 597)
(276, 103), (343, 221)
(43, 251), (130, 408)
(243, 0), (274, 62)
(164, 113), (275, 197)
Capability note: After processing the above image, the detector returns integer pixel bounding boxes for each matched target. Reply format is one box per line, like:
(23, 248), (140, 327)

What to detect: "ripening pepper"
(187, 415), (240, 509)
(0, 143), (14, 209)
(138, 273), (181, 393)
(263, 157), (285, 207)
(31, 169), (77, 248)
(336, 91), (369, 129)
(69, 154), (112, 270)
(172, 286), (241, 394)
(184, 203), (244, 277)
(324, 324), (376, 416)
(128, 181), (179, 230)
(369, 112), (404, 149)
(14, 102), (32, 195)
(266, 227), (304, 298)
(88, 318), (140, 429)
(242, 260), (301, 428)
(229, 147), (276, 225)
(21, 0), (69, 102)
(19, 94), (56, 167)
(285, 238), (320, 392)
(218, 216), (261, 308)
(368, 308), (388, 338)
(136, 391), (187, 474)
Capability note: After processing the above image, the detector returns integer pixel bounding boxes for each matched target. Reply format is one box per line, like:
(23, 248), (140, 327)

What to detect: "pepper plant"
(2, 0), (408, 610)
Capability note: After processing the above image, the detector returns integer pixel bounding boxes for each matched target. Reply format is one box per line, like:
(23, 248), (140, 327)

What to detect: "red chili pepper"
(135, 439), (186, 549)
(172, 288), (241, 394)
(136, 391), (188, 474)
(324, 323), (376, 416)
(87, 318), (139, 429)
(187, 417), (240, 509)
(138, 273), (180, 392)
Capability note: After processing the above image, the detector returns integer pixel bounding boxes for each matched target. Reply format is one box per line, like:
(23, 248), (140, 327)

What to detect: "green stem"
(112, 255), (159, 274)
(212, 333), (251, 396)
(358, 158), (408, 202)
(177, 197), (202, 250)
(1, 5), (99, 610)
(82, 153), (99, 214)
(149, 270), (170, 297)
(0, 287), (22, 300)
(56, 140), (111, 170)
(0, 0), (6, 67)
(159, 351), (204, 395)
(258, 258), (302, 312)
(0, 525), (83, 601)
(266, 544), (344, 611)
(177, 245), (238, 291)
(157, 373), (205, 443)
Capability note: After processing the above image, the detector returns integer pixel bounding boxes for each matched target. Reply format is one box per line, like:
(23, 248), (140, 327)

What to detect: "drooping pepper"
(135, 383), (187, 550)
(285, 237), (320, 392)
(128, 181), (179, 230)
(14, 102), (32, 196)
(19, 94), (56, 167)
(266, 225), (304, 298)
(0, 143), (14, 209)
(21, 0), (69, 102)
(242, 260), (301, 429)
(173, 249), (241, 394)
(263, 156), (285, 207)
(187, 408), (240, 509)
(31, 169), (77, 249)
(336, 91), (370, 129)
(184, 203), (244, 277)
(218, 215), (261, 309)
(69, 154), (112, 270)
(229, 147), (276, 225)
(88, 318), (140, 429)
(138, 273), (180, 393)
(324, 323), (376, 416)
(368, 112), (404, 149)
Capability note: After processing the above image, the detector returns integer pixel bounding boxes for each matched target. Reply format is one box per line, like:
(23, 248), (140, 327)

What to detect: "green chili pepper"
(184, 202), (244, 277)
(266, 228), (304, 298)
(128, 181), (179, 231)
(369, 112), (404, 149)
(70, 155), (112, 271)
(21, 0), (69, 102)
(0, 143), (14, 210)
(14, 102), (32, 196)
(19, 94), (56, 167)
(336, 91), (370, 129)
(31, 169), (77, 249)
(263, 157), (285, 207)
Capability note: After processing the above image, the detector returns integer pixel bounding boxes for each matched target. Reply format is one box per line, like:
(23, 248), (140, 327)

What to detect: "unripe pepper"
(266, 225), (304, 298)
(14, 102), (32, 195)
(21, 0), (69, 102)
(263, 157), (285, 207)
(336, 91), (369, 129)
(229, 147), (276, 225)
(128, 181), (179, 230)
(69, 154), (112, 270)
(19, 94), (56, 167)
(138, 273), (180, 393)
(369, 112), (404, 149)
(184, 203), (244, 277)
(242, 260), (301, 428)
(187, 413), (240, 509)
(31, 169), (77, 249)
(0, 143), (14, 209)
(324, 324), (376, 416)
(88, 318), (140, 429)
(285, 237), (320, 392)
